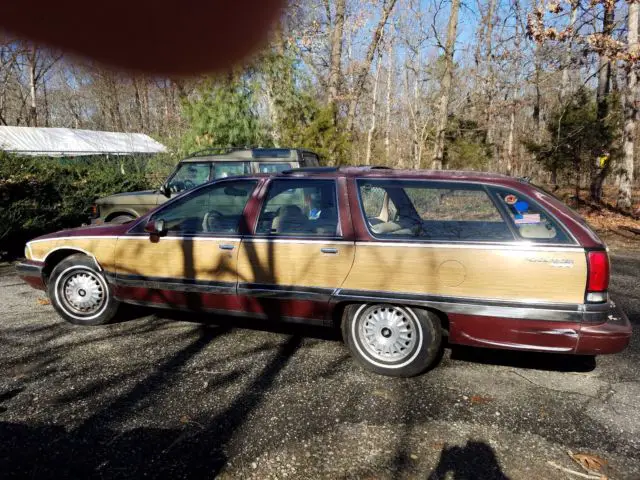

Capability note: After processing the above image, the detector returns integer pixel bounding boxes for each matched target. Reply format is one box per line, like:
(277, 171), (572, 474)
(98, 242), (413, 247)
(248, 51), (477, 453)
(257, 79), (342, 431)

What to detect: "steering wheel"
(203, 210), (225, 232)
(183, 179), (196, 190)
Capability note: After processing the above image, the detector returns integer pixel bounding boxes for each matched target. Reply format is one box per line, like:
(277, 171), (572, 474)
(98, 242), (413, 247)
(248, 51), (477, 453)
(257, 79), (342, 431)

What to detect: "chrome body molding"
(106, 272), (236, 295)
(104, 272), (612, 325)
(120, 298), (325, 326)
(333, 288), (611, 324)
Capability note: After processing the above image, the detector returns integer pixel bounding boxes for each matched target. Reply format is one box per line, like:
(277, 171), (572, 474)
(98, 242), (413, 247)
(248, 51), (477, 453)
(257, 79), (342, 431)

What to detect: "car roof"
(267, 166), (517, 183)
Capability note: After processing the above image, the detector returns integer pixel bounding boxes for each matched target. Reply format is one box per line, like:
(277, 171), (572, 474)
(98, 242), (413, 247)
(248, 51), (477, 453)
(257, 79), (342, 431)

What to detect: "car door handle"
(219, 244), (235, 251)
(321, 247), (338, 254)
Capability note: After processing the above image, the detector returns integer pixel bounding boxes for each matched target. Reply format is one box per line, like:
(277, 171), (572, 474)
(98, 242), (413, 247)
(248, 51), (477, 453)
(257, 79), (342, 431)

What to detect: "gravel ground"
(0, 252), (638, 479)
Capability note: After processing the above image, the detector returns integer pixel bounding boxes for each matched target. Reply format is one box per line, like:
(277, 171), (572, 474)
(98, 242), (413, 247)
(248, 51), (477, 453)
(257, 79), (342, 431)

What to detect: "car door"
(345, 178), (585, 352)
(236, 177), (355, 322)
(113, 179), (259, 312)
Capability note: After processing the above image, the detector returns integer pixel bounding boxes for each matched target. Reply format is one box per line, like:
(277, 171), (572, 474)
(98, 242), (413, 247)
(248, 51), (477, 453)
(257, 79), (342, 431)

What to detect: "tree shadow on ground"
(428, 441), (509, 480)
(152, 308), (342, 341)
(0, 325), (302, 479)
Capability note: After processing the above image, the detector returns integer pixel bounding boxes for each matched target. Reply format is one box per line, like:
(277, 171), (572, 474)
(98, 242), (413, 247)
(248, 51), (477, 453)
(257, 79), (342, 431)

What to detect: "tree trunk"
(560, 5), (578, 101)
(365, 52), (382, 165)
(345, 0), (398, 134)
(617, 0), (638, 210)
(384, 39), (393, 164)
(431, 0), (460, 169)
(133, 76), (145, 131)
(28, 45), (37, 127)
(483, 0), (496, 145)
(327, 0), (346, 109)
(590, 3), (615, 202)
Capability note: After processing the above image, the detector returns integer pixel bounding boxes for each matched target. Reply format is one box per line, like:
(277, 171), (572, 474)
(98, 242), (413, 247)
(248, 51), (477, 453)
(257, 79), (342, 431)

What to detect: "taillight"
(90, 204), (99, 218)
(586, 250), (609, 303)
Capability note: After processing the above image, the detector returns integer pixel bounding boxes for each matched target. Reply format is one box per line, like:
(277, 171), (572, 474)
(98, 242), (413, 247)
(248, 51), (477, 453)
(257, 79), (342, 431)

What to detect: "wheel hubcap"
(358, 305), (418, 362)
(61, 270), (105, 314)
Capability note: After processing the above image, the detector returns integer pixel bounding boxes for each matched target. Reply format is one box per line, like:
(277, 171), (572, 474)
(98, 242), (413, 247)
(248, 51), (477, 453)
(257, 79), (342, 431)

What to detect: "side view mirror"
(160, 184), (171, 198)
(144, 218), (167, 236)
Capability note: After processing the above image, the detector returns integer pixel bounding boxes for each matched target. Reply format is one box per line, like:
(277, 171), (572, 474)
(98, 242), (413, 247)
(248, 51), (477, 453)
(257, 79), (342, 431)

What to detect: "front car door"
(113, 179), (259, 312)
(236, 177), (355, 323)
(342, 178), (586, 352)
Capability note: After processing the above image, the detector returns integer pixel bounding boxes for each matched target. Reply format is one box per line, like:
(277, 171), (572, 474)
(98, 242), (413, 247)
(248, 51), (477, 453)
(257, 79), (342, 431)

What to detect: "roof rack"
(186, 147), (255, 158)
(281, 166), (339, 175)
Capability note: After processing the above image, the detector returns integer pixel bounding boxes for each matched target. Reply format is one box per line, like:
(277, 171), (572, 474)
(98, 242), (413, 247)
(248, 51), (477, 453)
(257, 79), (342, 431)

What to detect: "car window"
(167, 163), (211, 193)
(153, 180), (257, 235)
(492, 188), (571, 243)
(357, 180), (513, 242)
(360, 185), (397, 221)
(212, 162), (250, 179)
(301, 152), (320, 166)
(256, 179), (339, 237)
(257, 162), (295, 174)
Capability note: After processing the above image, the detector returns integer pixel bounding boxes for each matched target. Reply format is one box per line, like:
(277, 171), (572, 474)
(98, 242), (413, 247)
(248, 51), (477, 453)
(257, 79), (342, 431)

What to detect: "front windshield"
(167, 163), (211, 193)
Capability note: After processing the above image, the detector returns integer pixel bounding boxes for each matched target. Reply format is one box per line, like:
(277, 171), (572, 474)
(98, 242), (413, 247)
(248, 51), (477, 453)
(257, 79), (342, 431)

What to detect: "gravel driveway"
(0, 252), (638, 479)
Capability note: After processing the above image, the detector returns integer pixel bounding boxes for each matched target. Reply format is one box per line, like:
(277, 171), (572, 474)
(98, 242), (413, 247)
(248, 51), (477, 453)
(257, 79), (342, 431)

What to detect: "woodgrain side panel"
(29, 240), (60, 261)
(343, 245), (587, 304)
(114, 237), (239, 283)
(30, 238), (117, 270)
(237, 240), (356, 288)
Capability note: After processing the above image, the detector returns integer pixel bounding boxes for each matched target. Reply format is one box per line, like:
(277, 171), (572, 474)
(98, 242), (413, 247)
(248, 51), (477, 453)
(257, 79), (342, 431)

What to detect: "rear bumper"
(16, 260), (46, 290)
(576, 302), (632, 355)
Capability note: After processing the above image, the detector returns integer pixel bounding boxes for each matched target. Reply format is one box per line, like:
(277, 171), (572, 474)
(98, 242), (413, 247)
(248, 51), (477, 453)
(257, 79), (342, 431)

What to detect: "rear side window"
(257, 162), (295, 173)
(212, 162), (250, 179)
(358, 180), (513, 242)
(492, 188), (572, 243)
(256, 179), (339, 237)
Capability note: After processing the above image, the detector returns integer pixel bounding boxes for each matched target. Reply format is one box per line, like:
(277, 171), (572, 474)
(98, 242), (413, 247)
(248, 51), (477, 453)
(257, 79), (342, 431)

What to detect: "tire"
(108, 214), (136, 224)
(342, 303), (442, 377)
(47, 254), (120, 326)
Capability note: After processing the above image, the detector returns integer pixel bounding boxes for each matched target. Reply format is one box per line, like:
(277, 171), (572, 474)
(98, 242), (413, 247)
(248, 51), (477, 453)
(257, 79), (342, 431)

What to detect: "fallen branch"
(546, 461), (606, 479)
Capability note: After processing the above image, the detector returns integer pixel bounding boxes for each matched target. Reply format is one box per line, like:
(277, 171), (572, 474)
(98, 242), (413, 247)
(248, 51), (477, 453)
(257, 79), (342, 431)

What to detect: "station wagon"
(17, 167), (632, 376)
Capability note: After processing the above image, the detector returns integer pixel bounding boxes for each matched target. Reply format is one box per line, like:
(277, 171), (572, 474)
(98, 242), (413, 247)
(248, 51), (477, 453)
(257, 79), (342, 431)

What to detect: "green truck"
(91, 148), (321, 224)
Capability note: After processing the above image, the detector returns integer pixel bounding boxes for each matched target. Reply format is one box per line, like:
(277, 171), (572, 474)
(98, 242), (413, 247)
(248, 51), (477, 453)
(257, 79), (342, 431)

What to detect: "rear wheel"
(342, 304), (442, 377)
(48, 254), (120, 325)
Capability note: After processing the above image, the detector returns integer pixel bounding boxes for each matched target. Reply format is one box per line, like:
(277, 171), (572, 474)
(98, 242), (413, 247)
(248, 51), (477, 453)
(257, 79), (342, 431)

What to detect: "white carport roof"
(0, 126), (167, 156)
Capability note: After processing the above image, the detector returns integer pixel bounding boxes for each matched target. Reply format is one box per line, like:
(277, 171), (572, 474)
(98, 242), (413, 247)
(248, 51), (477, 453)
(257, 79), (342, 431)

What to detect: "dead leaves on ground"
(469, 395), (494, 405)
(569, 451), (608, 474)
(37, 298), (50, 305)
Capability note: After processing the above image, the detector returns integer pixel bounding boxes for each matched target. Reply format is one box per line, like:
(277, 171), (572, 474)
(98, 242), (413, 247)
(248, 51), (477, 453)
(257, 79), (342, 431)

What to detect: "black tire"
(47, 253), (120, 326)
(108, 214), (136, 224)
(342, 303), (442, 377)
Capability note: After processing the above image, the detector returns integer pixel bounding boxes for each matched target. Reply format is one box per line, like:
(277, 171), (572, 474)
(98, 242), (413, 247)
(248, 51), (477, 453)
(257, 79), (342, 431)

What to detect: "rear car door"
(113, 179), (258, 312)
(236, 177), (355, 322)
(344, 179), (586, 352)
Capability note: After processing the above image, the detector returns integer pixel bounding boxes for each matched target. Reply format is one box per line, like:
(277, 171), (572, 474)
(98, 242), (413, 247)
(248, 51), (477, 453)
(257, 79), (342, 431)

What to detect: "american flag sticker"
(515, 214), (541, 224)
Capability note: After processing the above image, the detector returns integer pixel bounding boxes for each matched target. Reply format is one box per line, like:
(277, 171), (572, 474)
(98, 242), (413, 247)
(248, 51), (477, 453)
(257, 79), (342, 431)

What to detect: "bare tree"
(617, 0), (639, 209)
(431, 0), (460, 169)
(327, 0), (346, 110)
(365, 50), (383, 165)
(345, 0), (398, 134)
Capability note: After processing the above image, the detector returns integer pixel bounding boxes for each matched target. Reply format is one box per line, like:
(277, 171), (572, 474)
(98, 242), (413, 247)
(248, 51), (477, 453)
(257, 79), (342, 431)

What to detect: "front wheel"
(48, 254), (120, 325)
(342, 304), (442, 377)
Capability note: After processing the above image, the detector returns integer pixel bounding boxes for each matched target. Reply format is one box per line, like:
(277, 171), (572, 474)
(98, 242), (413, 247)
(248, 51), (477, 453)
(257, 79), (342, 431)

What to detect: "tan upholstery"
(272, 205), (308, 234)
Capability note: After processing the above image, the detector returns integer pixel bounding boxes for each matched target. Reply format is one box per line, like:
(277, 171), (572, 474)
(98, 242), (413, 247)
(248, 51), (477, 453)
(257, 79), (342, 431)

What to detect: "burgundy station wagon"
(17, 167), (632, 376)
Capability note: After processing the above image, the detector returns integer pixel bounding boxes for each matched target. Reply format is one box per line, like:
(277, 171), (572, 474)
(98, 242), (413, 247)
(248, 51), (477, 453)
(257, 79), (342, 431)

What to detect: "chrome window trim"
(354, 177), (579, 246)
(488, 185), (578, 245)
(354, 241), (585, 252)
